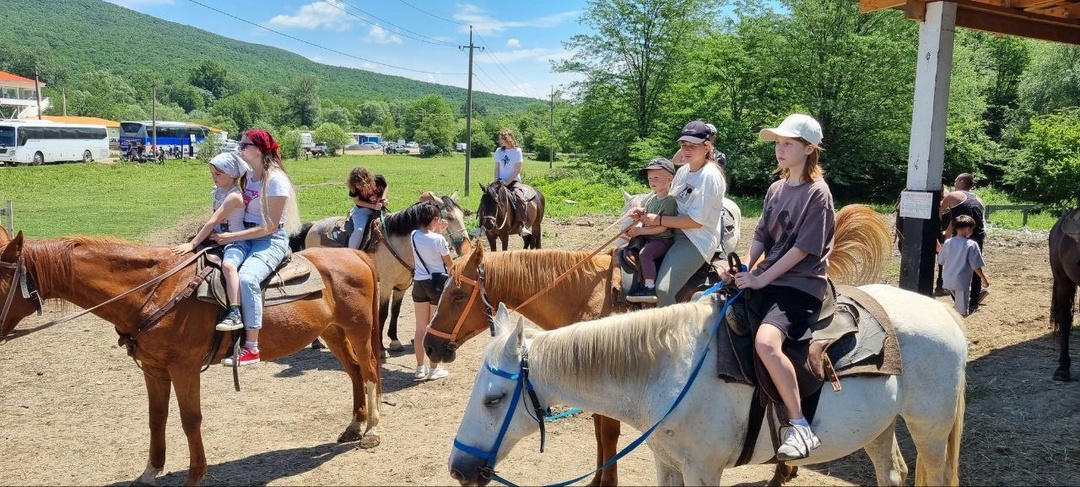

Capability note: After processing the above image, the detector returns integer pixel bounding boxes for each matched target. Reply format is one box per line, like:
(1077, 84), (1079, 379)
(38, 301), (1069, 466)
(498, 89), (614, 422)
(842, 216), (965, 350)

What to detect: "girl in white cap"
(726, 113), (833, 460)
(172, 152), (251, 331)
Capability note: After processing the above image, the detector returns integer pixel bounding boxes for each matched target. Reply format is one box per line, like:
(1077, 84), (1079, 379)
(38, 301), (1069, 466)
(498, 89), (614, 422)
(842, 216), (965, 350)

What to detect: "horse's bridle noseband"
(426, 263), (495, 349)
(452, 347), (549, 481)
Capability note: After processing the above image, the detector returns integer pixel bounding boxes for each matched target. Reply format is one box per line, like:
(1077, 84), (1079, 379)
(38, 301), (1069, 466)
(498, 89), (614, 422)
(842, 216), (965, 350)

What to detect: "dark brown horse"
(1049, 209), (1080, 381)
(0, 231), (382, 485)
(426, 204), (893, 485)
(477, 181), (545, 250)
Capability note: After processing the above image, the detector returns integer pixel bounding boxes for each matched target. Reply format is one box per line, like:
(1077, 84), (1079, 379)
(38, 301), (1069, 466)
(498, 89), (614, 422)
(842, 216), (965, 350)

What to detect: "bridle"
(437, 201), (470, 250)
(0, 253), (43, 336)
(426, 263), (495, 349)
(479, 186), (511, 232)
(452, 346), (549, 483)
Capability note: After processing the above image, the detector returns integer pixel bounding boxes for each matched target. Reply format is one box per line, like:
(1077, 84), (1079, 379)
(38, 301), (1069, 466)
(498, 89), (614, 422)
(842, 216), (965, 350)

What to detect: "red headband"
(245, 129), (280, 159)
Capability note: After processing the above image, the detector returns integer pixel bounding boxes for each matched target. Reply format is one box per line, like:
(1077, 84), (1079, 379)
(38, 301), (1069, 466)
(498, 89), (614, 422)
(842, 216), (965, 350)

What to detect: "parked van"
(300, 132), (314, 150)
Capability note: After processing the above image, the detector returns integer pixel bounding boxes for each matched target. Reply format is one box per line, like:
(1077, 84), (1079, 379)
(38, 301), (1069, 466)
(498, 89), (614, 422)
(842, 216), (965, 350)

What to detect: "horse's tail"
(1049, 221), (1076, 346)
(946, 370), (966, 486)
(289, 222), (314, 252)
(828, 204), (892, 285)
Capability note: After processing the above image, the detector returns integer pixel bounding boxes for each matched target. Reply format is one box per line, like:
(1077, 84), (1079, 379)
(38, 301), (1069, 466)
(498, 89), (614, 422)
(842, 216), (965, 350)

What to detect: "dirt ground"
(1, 210), (1077, 486)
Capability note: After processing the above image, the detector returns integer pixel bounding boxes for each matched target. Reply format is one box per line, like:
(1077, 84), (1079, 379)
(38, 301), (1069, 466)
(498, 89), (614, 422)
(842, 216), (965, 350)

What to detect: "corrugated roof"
(0, 71), (38, 85)
(41, 115), (120, 128)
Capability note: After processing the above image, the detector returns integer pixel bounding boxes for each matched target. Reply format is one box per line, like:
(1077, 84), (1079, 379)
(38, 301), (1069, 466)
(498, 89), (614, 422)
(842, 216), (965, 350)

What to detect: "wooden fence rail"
(985, 204), (1037, 227)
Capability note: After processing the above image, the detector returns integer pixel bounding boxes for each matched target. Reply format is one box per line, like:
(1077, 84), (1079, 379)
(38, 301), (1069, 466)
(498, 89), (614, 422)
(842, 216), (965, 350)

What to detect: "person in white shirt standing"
(410, 202), (454, 381)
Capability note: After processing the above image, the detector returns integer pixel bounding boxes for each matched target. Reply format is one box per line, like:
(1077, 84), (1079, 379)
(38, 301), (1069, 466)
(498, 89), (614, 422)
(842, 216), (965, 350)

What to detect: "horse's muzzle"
(449, 452), (491, 486)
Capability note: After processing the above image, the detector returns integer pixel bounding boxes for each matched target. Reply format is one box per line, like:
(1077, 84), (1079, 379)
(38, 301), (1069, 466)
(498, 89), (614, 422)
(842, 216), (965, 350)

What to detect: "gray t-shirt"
(937, 236), (984, 292)
(752, 178), (835, 299)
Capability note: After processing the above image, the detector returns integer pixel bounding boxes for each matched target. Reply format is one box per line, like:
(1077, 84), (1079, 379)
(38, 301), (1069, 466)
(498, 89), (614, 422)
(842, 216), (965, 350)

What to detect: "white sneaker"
(776, 423), (820, 461)
(413, 365), (430, 381)
(427, 366), (449, 380)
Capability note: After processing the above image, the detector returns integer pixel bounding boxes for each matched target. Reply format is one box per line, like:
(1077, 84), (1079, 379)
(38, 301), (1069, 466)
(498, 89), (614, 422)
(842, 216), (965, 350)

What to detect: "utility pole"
(459, 25), (483, 197)
(152, 81), (157, 152)
(62, 86), (67, 116)
(33, 66), (42, 120)
(549, 86), (555, 169)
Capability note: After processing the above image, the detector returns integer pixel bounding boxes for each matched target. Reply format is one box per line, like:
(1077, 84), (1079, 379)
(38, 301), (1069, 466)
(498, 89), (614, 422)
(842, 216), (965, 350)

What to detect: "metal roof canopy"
(861, 0), (1080, 45)
(858, 0), (1079, 295)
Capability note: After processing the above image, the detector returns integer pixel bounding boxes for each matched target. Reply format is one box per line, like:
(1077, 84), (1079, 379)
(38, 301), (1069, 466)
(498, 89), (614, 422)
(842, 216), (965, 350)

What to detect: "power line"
(471, 65), (499, 93)
(393, 0), (467, 26)
(334, 0), (456, 47)
(186, 0), (464, 76)
(474, 32), (531, 90)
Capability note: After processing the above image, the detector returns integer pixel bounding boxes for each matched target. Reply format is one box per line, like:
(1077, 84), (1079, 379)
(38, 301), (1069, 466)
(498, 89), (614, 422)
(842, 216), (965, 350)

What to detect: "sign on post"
(899, 190), (934, 220)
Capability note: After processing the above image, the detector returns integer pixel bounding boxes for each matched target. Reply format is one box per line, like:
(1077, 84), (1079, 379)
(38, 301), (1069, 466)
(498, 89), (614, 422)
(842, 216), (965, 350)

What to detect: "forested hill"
(0, 0), (537, 113)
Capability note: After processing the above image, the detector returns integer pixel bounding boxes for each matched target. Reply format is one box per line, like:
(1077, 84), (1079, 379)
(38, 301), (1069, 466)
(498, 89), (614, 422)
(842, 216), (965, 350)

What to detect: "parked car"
(307, 143), (329, 157)
(359, 141), (380, 150)
(454, 142), (467, 152)
(405, 141), (418, 148)
(393, 144), (411, 154)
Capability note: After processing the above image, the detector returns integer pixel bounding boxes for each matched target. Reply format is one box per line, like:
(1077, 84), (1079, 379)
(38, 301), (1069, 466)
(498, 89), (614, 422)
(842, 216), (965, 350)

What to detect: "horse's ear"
(449, 191), (459, 201)
(622, 188), (632, 201)
(478, 182), (486, 192)
(493, 302), (511, 336)
(1, 231), (24, 261)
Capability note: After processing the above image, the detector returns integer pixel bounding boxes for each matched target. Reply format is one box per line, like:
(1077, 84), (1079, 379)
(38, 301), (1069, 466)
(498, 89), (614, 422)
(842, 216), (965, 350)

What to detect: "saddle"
(1061, 208), (1080, 242)
(195, 247), (325, 308)
(313, 210), (387, 251)
(714, 283), (903, 404)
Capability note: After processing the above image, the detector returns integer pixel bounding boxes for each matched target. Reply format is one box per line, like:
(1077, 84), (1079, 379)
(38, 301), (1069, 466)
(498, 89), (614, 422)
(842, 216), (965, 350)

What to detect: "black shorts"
(747, 285), (822, 341)
(411, 279), (441, 303)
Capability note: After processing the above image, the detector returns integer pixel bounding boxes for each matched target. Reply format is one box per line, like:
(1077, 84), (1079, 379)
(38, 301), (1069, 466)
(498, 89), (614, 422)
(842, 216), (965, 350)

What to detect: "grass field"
(0, 155), (1057, 241)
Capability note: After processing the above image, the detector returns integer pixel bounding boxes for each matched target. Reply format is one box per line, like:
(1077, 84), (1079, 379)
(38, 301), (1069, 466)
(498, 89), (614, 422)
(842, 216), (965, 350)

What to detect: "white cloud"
(268, 0), (353, 32)
(105, 0), (174, 6)
(366, 25), (403, 45)
(506, 38), (521, 48)
(454, 4), (579, 36)
(479, 48), (570, 65)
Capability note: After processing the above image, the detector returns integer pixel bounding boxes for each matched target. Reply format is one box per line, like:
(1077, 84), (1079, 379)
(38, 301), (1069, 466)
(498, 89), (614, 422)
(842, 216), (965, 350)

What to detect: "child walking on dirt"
(625, 157), (678, 304)
(347, 167), (389, 250)
(171, 152), (250, 330)
(724, 113), (834, 461)
(410, 202), (453, 381)
(937, 214), (990, 317)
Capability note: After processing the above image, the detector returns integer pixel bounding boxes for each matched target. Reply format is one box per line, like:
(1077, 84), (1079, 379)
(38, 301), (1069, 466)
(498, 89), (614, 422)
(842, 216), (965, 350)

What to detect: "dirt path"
(0, 213), (1076, 486)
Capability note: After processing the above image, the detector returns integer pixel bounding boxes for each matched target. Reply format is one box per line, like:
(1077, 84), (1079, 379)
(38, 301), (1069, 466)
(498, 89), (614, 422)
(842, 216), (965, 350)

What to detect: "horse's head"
(0, 232), (41, 338)
(448, 303), (540, 486)
(436, 191), (472, 257)
(617, 189), (650, 249)
(476, 182), (509, 233)
(425, 243), (491, 363)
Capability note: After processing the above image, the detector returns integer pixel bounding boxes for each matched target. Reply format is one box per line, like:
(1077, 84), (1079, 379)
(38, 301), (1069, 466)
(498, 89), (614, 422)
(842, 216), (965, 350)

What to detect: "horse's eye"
(483, 394), (505, 407)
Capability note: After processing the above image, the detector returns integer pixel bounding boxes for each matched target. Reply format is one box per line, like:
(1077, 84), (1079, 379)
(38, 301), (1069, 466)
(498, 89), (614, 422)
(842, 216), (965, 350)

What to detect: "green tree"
(1018, 43), (1080, 116)
(211, 90), (285, 136)
(1006, 108), (1080, 209)
(356, 100), (391, 127)
(278, 128), (305, 160)
(188, 60), (229, 98)
(287, 74), (321, 128)
(322, 105), (352, 130)
(167, 83), (206, 113)
(403, 94), (456, 150)
(557, 0), (720, 169)
(66, 70), (139, 120)
(312, 122), (350, 155)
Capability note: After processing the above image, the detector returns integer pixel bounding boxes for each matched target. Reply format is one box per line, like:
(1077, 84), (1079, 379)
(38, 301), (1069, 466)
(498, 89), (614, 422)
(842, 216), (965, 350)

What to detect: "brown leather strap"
(372, 221), (414, 272)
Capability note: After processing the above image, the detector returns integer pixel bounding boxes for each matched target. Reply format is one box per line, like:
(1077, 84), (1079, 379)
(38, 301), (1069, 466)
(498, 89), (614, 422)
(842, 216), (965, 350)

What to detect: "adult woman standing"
(634, 120), (726, 306)
(213, 129), (300, 366)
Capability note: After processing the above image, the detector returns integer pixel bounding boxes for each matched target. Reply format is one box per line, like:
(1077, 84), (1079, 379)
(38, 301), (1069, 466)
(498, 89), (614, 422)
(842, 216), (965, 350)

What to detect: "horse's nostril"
(449, 468), (465, 481)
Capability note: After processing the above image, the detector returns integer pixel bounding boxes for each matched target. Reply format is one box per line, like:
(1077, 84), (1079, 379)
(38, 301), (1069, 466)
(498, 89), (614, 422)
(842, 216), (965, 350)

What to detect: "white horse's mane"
(524, 300), (719, 390)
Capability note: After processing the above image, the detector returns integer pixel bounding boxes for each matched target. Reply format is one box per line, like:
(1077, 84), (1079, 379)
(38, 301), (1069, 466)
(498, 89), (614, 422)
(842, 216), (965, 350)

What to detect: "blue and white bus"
(119, 121), (209, 155)
(0, 119), (110, 166)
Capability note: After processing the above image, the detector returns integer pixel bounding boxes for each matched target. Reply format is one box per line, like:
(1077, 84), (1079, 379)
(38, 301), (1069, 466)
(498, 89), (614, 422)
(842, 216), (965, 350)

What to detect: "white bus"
(0, 120), (110, 166)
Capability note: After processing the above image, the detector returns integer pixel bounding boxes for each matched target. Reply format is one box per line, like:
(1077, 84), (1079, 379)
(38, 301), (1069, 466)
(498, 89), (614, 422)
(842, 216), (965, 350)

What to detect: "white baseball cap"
(759, 114), (823, 146)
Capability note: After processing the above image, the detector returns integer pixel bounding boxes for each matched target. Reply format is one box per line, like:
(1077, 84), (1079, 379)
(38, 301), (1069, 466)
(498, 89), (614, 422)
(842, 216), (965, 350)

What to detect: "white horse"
(617, 189), (741, 255)
(450, 289), (967, 486)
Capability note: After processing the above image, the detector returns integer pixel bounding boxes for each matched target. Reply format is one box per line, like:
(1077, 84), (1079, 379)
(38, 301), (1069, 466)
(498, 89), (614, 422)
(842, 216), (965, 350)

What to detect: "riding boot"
(513, 190), (531, 237)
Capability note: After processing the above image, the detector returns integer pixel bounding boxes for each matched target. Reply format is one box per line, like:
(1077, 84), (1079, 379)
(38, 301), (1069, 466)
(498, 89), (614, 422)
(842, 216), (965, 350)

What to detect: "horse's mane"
(527, 301), (716, 390)
(383, 203), (431, 236)
(484, 249), (610, 297)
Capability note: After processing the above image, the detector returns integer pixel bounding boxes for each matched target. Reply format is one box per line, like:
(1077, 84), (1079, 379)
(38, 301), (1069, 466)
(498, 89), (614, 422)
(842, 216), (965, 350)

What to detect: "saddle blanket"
(196, 253), (326, 308)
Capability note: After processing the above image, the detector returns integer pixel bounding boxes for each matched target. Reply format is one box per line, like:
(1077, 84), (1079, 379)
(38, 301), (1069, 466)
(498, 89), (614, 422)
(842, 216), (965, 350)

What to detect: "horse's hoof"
(338, 428), (363, 443)
(388, 339), (404, 352)
(1053, 369), (1071, 382)
(358, 435), (381, 449)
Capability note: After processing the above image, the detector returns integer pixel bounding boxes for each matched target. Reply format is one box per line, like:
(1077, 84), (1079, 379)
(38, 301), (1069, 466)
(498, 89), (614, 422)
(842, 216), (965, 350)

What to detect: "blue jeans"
(222, 229), (289, 330)
(349, 206), (376, 249)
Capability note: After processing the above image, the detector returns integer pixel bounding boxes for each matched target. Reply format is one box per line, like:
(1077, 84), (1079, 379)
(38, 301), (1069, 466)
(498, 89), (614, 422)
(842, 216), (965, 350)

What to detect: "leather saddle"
(714, 283), (903, 405)
(612, 247), (727, 305)
(314, 210), (387, 252)
(195, 246), (326, 308)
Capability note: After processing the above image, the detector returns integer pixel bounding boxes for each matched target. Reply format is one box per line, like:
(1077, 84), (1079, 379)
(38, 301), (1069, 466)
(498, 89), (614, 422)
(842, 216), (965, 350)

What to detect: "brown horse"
(0, 232), (382, 485)
(425, 204), (892, 486)
(1049, 209), (1080, 381)
(477, 180), (545, 250)
(291, 194), (472, 353)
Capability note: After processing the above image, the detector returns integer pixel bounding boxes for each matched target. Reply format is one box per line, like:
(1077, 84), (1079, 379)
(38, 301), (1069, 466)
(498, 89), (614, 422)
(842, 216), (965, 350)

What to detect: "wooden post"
(899, 1), (956, 296)
(1, 200), (13, 234)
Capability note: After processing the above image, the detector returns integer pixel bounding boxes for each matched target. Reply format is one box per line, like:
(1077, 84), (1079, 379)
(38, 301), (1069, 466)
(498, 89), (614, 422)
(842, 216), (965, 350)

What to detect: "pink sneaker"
(221, 348), (260, 366)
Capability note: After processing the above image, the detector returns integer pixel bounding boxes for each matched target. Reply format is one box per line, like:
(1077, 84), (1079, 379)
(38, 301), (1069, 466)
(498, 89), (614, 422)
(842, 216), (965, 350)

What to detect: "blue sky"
(105, 0), (592, 100)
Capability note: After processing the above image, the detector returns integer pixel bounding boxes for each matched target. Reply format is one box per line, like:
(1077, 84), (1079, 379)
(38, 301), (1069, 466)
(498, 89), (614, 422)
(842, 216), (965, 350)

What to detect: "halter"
(0, 254), (44, 336)
(452, 347), (549, 483)
(426, 263), (495, 348)
(479, 185), (512, 232)
(437, 201), (469, 249)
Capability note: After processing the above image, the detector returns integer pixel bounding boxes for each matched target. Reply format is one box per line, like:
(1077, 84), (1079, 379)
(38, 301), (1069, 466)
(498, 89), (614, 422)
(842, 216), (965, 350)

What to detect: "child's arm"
(628, 224), (668, 237)
(974, 267), (989, 288)
(738, 245), (808, 290)
(171, 194), (239, 254)
(354, 199), (383, 210)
